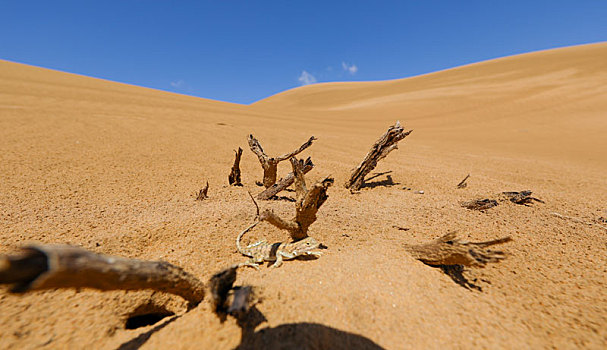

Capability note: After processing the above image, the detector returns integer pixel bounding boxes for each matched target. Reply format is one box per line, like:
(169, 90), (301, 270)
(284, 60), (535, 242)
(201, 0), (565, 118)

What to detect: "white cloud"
(170, 79), (186, 88)
(298, 70), (317, 85)
(342, 62), (358, 75)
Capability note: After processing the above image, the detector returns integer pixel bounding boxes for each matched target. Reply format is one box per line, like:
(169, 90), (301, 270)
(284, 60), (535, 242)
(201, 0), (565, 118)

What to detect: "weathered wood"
(247, 134), (316, 188)
(209, 266), (256, 319)
(228, 148), (243, 186)
(260, 157), (334, 241)
(345, 121), (412, 191)
(257, 157), (314, 200)
(405, 232), (512, 267)
(0, 245), (205, 306)
(461, 198), (499, 210)
(196, 181), (209, 201)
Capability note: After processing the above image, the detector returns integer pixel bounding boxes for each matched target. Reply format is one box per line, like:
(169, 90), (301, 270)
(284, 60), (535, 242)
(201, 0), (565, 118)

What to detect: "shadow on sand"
(234, 307), (384, 350)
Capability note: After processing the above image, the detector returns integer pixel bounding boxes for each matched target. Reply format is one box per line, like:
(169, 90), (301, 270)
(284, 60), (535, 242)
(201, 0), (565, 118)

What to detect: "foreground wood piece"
(247, 134), (316, 188)
(0, 245), (205, 306)
(345, 121), (412, 191)
(405, 232), (512, 267)
(260, 157), (334, 240)
(209, 266), (256, 318)
(196, 181), (209, 201)
(257, 157), (314, 200)
(228, 148), (243, 186)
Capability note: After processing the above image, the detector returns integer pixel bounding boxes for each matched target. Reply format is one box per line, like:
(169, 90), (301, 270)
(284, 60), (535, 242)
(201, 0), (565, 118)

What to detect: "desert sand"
(1, 42), (606, 349)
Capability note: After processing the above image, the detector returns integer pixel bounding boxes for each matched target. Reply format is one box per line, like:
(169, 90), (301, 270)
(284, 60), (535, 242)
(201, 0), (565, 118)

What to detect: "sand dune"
(1, 43), (606, 349)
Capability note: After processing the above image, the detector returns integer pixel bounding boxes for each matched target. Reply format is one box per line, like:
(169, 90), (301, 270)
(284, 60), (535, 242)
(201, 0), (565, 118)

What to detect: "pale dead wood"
(260, 157), (334, 240)
(247, 134), (316, 188)
(456, 174), (470, 189)
(345, 121), (412, 191)
(257, 157), (314, 200)
(196, 181), (209, 201)
(228, 148), (243, 186)
(0, 245), (205, 306)
(405, 232), (512, 267)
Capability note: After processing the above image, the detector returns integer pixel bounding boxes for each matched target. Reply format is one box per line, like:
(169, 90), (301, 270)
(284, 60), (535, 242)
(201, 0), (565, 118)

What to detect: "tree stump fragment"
(260, 157), (334, 241)
(247, 134), (316, 188)
(405, 232), (512, 267)
(228, 148), (243, 186)
(257, 157), (314, 200)
(0, 245), (205, 306)
(196, 181), (209, 201)
(345, 121), (412, 191)
(209, 265), (256, 319)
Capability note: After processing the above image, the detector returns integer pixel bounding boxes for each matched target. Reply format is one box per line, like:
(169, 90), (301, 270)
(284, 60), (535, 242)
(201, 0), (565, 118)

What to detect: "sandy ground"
(1, 42), (606, 349)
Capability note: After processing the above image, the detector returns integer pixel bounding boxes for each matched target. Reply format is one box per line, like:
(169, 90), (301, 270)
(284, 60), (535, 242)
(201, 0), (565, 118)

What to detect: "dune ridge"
(1, 43), (606, 349)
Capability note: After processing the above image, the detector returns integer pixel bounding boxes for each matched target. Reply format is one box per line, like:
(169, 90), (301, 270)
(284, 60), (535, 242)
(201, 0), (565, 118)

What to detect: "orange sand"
(1, 42), (606, 349)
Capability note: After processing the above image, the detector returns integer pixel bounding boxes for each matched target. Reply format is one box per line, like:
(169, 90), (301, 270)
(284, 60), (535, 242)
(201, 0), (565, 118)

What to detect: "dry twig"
(228, 148), (243, 186)
(257, 157), (314, 200)
(0, 245), (205, 306)
(405, 232), (512, 267)
(345, 121), (412, 191)
(456, 174), (470, 189)
(247, 134), (316, 188)
(196, 181), (209, 201)
(260, 157), (334, 240)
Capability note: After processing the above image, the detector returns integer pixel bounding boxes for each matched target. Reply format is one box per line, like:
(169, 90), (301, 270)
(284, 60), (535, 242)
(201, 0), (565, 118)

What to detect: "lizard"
(236, 220), (323, 269)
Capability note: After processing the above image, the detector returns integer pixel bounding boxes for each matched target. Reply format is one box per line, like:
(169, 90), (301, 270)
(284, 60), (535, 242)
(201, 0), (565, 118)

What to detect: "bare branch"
(257, 157), (314, 200)
(228, 148), (243, 186)
(0, 245), (205, 306)
(275, 136), (317, 162)
(247, 134), (316, 188)
(259, 157), (334, 241)
(405, 232), (512, 268)
(345, 121), (412, 191)
(456, 174), (470, 189)
(196, 181), (209, 201)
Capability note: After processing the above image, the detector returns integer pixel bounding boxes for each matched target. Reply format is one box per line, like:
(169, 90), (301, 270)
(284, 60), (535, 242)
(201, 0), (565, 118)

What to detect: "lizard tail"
(236, 220), (260, 255)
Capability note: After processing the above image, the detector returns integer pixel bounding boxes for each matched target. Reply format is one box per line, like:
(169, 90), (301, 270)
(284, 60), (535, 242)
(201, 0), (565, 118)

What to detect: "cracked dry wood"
(228, 147), (243, 186)
(405, 232), (512, 267)
(0, 245), (205, 307)
(345, 121), (412, 191)
(257, 157), (314, 200)
(260, 157), (334, 241)
(247, 134), (316, 188)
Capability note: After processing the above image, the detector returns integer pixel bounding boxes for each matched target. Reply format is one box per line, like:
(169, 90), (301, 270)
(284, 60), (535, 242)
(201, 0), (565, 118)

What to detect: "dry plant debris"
(195, 181), (209, 201)
(260, 157), (334, 241)
(228, 147), (243, 186)
(405, 232), (512, 267)
(0, 245), (205, 306)
(247, 134), (316, 188)
(462, 190), (544, 210)
(345, 121), (412, 191)
(456, 174), (470, 189)
(257, 157), (314, 200)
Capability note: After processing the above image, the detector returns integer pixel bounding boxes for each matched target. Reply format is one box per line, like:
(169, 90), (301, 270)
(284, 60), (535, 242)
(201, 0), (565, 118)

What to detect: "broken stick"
(0, 245), (205, 306)
(456, 174), (470, 189)
(247, 134), (316, 188)
(345, 121), (412, 191)
(196, 181), (209, 201)
(228, 148), (243, 186)
(405, 232), (512, 267)
(260, 157), (334, 240)
(257, 157), (314, 200)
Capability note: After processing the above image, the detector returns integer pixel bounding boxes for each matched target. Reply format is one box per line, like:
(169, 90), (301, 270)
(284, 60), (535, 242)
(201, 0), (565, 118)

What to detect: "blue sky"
(1, 1), (606, 104)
